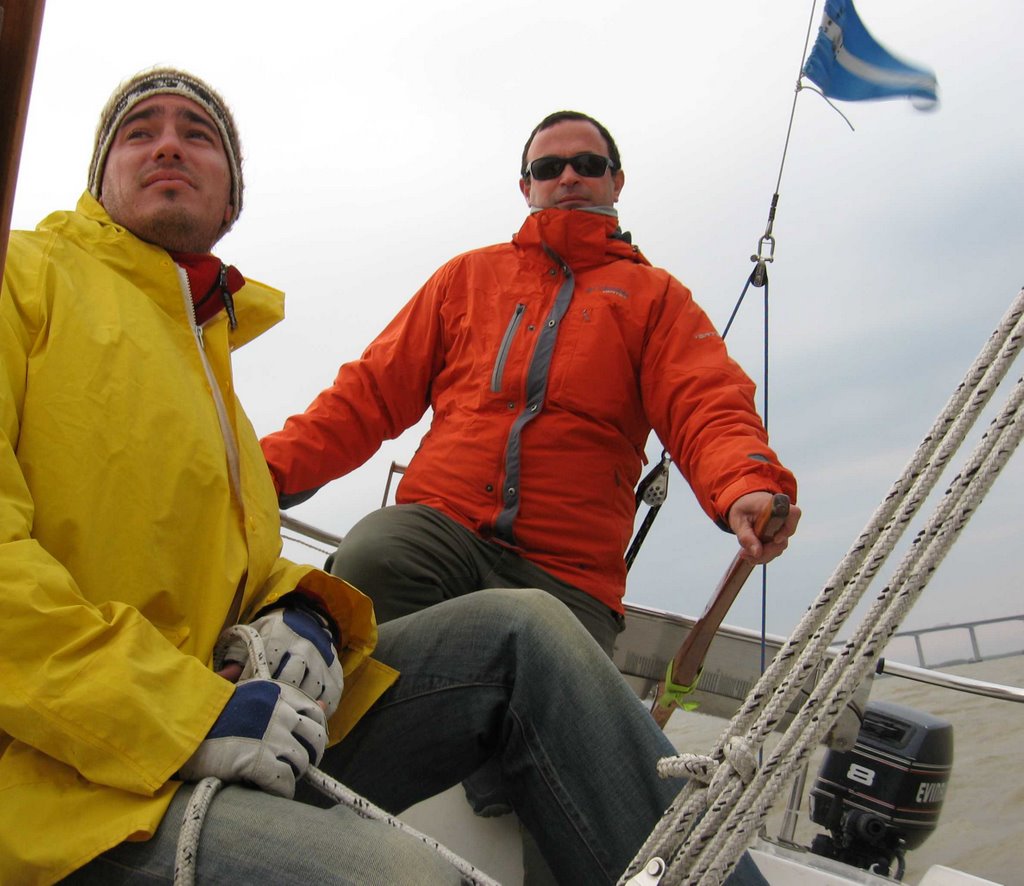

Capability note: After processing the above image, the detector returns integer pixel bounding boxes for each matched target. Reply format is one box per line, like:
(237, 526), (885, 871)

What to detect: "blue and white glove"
(178, 679), (327, 798)
(221, 603), (344, 718)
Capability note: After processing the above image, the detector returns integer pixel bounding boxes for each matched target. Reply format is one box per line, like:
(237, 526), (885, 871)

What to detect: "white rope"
(173, 776), (222, 884)
(620, 287), (1024, 886)
(694, 380), (1024, 884)
(174, 624), (500, 886)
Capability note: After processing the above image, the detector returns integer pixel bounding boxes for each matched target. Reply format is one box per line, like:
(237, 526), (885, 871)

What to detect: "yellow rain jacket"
(0, 194), (396, 884)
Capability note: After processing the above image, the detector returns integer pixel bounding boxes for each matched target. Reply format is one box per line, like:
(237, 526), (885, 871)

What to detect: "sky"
(12, 0), (1024, 664)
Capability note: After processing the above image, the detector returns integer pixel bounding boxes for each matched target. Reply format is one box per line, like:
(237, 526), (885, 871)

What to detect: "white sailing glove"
(221, 602), (344, 718)
(178, 679), (327, 798)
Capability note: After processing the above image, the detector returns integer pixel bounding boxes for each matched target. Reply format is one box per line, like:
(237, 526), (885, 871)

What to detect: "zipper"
(176, 265), (243, 504)
(490, 303), (525, 392)
(494, 249), (574, 542)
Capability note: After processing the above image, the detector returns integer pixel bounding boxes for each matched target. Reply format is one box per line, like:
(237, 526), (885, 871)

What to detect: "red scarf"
(171, 251), (246, 328)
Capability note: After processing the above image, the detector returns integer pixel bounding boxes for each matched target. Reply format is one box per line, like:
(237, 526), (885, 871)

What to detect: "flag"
(803, 0), (938, 106)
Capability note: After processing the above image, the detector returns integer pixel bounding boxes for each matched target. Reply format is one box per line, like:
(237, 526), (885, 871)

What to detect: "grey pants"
(328, 503), (624, 654)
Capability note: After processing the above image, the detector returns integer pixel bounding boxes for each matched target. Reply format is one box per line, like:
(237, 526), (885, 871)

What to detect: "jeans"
(65, 590), (765, 885)
(62, 783), (465, 885)
(332, 503), (628, 885)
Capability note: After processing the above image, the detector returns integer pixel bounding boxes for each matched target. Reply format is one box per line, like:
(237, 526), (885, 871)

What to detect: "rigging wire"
(628, 4), (824, 573)
(711, 0), (823, 710)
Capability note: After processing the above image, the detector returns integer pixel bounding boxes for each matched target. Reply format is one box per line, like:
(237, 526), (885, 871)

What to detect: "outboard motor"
(809, 700), (953, 880)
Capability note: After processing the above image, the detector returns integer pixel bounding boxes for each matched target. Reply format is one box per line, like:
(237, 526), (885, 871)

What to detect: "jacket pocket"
(490, 303), (525, 392)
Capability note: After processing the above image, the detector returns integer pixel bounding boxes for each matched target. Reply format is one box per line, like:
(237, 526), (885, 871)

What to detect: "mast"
(0, 0), (46, 273)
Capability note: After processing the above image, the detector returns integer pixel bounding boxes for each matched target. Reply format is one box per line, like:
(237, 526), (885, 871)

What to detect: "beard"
(131, 205), (227, 254)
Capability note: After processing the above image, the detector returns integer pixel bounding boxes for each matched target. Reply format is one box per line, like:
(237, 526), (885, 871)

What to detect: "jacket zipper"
(490, 303), (525, 392)
(494, 251), (574, 542)
(176, 265), (243, 504)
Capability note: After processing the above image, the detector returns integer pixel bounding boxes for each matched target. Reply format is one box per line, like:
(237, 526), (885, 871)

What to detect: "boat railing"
(281, 511), (343, 552)
(889, 614), (1024, 668)
(876, 656), (1024, 704)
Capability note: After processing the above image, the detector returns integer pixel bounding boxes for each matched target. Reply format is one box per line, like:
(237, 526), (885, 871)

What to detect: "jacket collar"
(40, 193), (285, 348)
(512, 208), (648, 271)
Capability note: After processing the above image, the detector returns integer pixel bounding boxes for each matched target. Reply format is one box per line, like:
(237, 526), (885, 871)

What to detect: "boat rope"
(173, 623), (500, 886)
(620, 287), (1024, 885)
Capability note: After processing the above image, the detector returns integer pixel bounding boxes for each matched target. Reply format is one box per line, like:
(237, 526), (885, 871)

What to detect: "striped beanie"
(87, 67), (244, 226)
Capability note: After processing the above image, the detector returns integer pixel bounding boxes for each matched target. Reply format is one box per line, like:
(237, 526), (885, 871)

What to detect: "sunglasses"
(525, 153), (616, 181)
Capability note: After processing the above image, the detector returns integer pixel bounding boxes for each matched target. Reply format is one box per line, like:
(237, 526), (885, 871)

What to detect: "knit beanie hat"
(87, 67), (244, 226)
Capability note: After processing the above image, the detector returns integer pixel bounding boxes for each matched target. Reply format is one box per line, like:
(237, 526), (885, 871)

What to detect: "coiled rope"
(174, 623), (500, 886)
(621, 287), (1024, 886)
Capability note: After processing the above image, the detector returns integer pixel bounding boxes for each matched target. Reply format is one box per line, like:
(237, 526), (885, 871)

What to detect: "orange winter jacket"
(261, 209), (797, 612)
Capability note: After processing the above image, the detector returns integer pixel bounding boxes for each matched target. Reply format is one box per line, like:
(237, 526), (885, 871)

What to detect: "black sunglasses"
(525, 153), (616, 181)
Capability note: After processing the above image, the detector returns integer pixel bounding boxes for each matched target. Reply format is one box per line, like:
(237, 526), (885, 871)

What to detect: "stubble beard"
(133, 205), (225, 254)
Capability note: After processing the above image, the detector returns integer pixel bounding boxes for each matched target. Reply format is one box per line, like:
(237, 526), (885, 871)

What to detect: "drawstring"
(194, 264), (238, 330)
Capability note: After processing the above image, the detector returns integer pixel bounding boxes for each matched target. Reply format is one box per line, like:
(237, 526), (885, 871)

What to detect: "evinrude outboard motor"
(809, 700), (953, 880)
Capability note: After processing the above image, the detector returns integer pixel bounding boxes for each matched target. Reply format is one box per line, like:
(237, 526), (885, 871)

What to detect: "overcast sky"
(13, 1), (1024, 661)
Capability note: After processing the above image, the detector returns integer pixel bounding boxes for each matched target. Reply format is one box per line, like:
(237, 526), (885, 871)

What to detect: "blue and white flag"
(803, 0), (938, 105)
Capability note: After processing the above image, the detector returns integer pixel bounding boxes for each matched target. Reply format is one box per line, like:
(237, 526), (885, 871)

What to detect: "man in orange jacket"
(261, 110), (801, 655)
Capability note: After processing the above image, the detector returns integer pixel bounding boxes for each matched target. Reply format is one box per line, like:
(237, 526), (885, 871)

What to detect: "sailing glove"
(222, 601), (344, 718)
(178, 679), (327, 798)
